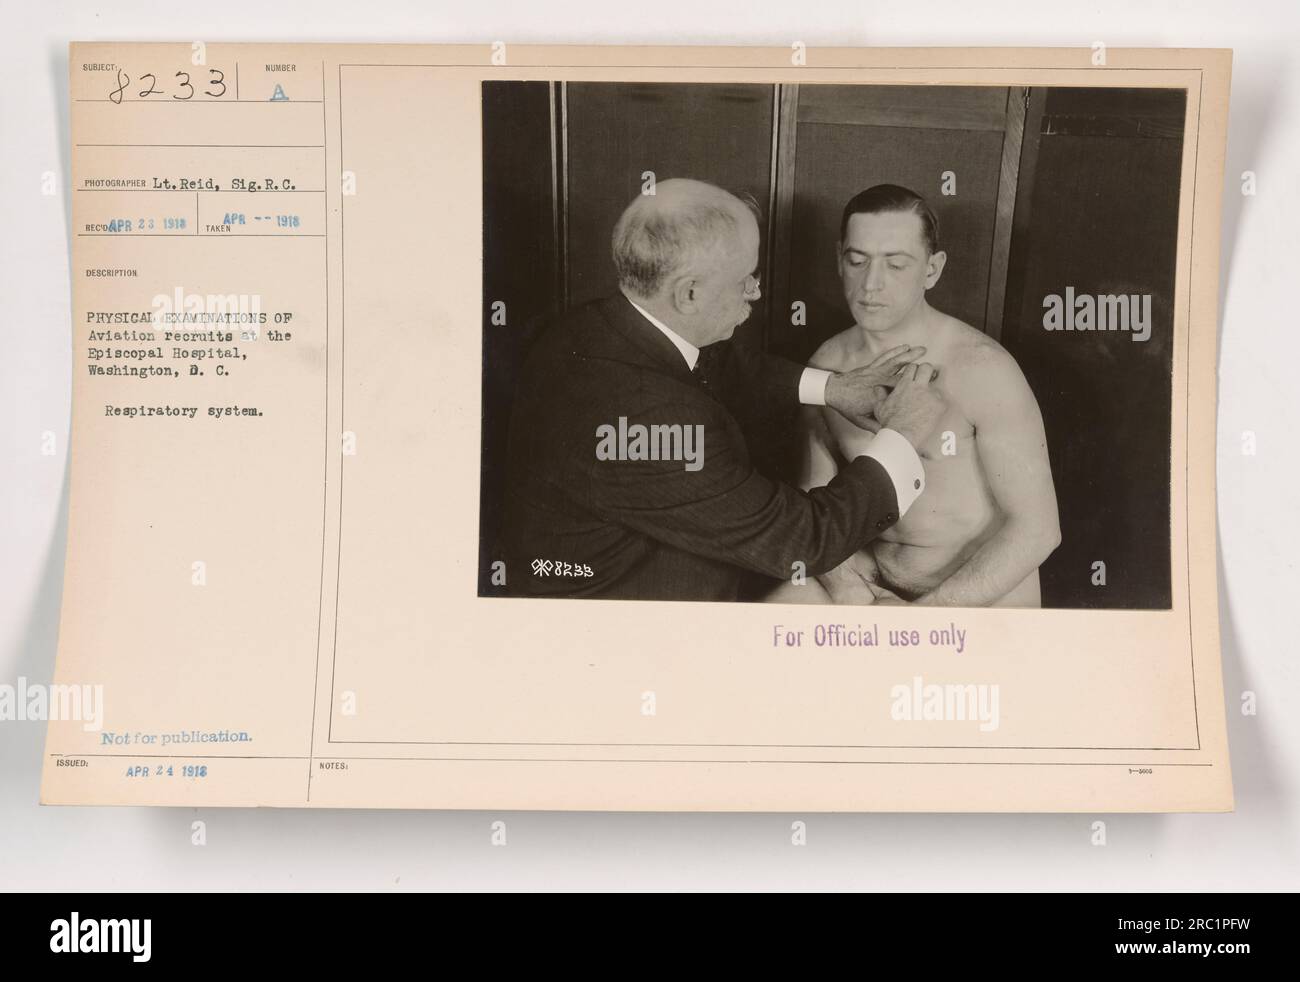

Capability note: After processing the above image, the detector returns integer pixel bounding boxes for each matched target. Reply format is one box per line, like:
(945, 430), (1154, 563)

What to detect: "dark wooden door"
(768, 83), (1027, 362)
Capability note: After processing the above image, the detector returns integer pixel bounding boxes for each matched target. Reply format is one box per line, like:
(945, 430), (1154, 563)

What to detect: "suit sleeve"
(719, 342), (803, 407)
(710, 342), (805, 459)
(585, 396), (901, 579)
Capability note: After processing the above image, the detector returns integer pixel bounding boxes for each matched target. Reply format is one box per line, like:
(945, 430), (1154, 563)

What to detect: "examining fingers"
(910, 362), (938, 383)
(866, 344), (912, 368)
(867, 344), (927, 371)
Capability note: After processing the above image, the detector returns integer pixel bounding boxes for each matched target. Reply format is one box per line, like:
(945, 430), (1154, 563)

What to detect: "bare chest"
(823, 385), (993, 544)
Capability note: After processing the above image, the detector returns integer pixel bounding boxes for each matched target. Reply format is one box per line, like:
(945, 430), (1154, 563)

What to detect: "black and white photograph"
(480, 81), (1182, 609)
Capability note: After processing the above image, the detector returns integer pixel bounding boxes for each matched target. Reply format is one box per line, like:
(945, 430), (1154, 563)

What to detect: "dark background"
(480, 81), (1184, 609)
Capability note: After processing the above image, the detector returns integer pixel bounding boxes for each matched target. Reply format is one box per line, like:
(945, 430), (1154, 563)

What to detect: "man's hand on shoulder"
(874, 361), (946, 449)
(824, 344), (927, 431)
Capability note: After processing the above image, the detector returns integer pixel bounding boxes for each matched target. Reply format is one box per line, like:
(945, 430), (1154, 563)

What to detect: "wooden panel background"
(1000, 87), (1184, 609)
(771, 84), (1017, 362)
(564, 83), (776, 308)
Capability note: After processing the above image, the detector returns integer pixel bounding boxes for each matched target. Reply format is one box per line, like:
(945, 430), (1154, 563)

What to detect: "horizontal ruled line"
(329, 738), (1206, 751)
(75, 98), (325, 103)
(336, 62), (1199, 71)
(75, 188), (326, 192)
(76, 233), (326, 238)
(48, 753), (1215, 767)
(76, 143), (325, 149)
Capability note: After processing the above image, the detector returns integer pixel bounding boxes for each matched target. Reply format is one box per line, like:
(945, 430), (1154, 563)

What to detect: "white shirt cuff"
(798, 367), (831, 406)
(855, 427), (926, 516)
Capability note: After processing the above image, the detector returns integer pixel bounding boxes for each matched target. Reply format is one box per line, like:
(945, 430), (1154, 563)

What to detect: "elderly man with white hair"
(501, 178), (945, 601)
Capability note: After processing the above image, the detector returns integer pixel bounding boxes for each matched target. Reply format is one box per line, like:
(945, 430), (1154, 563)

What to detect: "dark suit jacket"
(500, 293), (902, 600)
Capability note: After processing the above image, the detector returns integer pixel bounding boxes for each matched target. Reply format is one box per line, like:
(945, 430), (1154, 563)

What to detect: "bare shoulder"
(933, 313), (1038, 413)
(807, 326), (859, 371)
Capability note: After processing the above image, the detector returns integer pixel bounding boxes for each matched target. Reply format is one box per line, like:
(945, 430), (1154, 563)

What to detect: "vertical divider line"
(999, 87), (1045, 351)
(763, 83), (781, 349)
(983, 85), (1029, 342)
(307, 59), (329, 801)
(558, 82), (570, 311)
(770, 83), (800, 356)
(547, 82), (563, 314)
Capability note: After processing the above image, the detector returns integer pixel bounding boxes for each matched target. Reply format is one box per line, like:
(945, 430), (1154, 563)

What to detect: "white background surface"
(2, 0), (1296, 891)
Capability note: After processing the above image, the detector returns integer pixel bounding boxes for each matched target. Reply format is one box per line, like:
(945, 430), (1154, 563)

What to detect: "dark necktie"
(692, 343), (725, 396)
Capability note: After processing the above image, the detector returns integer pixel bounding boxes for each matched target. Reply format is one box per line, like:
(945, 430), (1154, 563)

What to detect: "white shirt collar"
(626, 297), (699, 370)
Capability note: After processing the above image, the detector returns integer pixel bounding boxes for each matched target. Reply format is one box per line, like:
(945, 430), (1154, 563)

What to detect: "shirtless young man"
(778, 184), (1061, 607)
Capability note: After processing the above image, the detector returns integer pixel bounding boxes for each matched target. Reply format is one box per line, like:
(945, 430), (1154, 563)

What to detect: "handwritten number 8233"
(108, 68), (227, 104)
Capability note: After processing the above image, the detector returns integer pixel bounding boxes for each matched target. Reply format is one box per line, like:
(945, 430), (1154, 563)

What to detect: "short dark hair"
(839, 184), (940, 255)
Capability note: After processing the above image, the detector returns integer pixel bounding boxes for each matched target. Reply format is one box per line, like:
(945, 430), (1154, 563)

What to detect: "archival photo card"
(42, 43), (1232, 811)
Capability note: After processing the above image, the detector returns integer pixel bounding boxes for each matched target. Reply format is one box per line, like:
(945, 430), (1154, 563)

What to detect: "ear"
(924, 250), (947, 289)
(670, 275), (699, 313)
